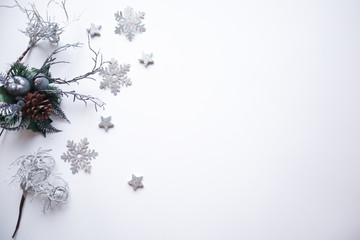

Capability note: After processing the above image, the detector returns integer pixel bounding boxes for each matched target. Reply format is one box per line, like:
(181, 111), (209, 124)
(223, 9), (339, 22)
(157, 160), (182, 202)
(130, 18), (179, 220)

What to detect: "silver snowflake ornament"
(88, 23), (101, 37)
(114, 7), (146, 41)
(99, 116), (114, 132)
(128, 174), (144, 191)
(61, 138), (98, 174)
(99, 58), (131, 96)
(139, 52), (154, 67)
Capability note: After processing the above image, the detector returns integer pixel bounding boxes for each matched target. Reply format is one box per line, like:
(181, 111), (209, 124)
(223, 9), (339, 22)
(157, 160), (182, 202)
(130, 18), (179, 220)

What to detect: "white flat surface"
(1, 0), (360, 239)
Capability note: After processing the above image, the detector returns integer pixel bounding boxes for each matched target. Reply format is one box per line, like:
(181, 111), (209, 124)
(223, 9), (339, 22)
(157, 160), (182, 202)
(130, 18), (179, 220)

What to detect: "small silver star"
(88, 23), (102, 37)
(99, 116), (114, 132)
(128, 174), (144, 191)
(139, 52), (154, 67)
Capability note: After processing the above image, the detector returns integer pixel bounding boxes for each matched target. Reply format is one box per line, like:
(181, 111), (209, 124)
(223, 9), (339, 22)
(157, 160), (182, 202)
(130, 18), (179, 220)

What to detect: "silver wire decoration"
(10, 148), (69, 238)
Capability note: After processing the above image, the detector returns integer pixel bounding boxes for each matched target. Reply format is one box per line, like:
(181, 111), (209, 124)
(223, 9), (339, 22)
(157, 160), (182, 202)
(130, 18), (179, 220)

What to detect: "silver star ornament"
(139, 52), (154, 67)
(88, 23), (101, 37)
(99, 116), (114, 132)
(128, 174), (144, 191)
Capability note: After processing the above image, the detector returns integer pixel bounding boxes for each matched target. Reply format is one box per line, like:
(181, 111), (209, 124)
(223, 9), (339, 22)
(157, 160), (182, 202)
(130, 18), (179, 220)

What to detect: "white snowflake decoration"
(61, 138), (98, 174)
(114, 7), (146, 41)
(99, 58), (131, 96)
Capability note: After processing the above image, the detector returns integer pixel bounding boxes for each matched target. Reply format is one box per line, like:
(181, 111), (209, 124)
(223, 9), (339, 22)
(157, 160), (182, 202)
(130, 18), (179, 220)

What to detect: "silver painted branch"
(39, 89), (105, 111)
(51, 34), (108, 85)
(0, 1), (70, 64)
(1, 0), (68, 45)
(36, 43), (82, 77)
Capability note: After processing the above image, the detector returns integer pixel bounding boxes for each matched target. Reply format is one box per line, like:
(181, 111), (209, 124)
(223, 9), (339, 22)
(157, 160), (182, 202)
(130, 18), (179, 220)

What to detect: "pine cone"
(22, 92), (53, 122)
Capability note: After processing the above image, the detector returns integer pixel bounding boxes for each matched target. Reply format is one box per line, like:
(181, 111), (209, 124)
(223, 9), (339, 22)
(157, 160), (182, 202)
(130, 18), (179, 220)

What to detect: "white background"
(1, 0), (360, 239)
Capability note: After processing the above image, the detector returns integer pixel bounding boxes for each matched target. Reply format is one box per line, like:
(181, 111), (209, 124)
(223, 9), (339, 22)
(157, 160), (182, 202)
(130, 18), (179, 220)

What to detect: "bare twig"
(40, 89), (105, 111)
(47, 0), (69, 21)
(51, 34), (108, 85)
(33, 43), (82, 80)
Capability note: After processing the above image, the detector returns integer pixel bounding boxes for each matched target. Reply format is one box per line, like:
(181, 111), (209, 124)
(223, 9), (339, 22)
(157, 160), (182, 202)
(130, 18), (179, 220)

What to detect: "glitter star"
(139, 52), (154, 67)
(88, 23), (102, 37)
(98, 116), (114, 132)
(128, 174), (144, 191)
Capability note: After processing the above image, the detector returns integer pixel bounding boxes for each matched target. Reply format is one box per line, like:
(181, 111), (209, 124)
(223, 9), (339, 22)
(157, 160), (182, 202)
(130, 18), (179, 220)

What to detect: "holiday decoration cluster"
(0, 2), (105, 136)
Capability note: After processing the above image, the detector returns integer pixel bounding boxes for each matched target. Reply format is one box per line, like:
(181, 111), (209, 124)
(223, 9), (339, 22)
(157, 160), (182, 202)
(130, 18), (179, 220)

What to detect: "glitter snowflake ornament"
(99, 58), (131, 96)
(114, 7), (146, 41)
(61, 138), (98, 174)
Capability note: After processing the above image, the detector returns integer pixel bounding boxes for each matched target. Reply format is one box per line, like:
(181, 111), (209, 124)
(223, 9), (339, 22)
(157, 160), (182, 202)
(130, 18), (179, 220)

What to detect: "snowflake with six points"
(99, 58), (131, 96)
(61, 138), (98, 174)
(114, 7), (146, 41)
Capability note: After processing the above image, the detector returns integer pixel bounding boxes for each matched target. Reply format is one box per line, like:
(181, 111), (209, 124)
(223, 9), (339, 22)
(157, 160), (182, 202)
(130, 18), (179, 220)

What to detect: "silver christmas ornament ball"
(29, 72), (50, 91)
(5, 76), (31, 96)
(33, 73), (49, 90)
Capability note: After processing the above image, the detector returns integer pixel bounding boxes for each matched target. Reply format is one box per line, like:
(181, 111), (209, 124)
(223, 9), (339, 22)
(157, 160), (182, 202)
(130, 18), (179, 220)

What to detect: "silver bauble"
(34, 74), (49, 90)
(5, 76), (31, 96)
(29, 72), (50, 91)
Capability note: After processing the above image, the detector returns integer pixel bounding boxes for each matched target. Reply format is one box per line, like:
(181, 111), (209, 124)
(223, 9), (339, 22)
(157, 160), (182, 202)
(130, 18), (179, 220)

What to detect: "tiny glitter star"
(99, 116), (114, 132)
(139, 52), (154, 67)
(128, 174), (144, 191)
(88, 23), (102, 37)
